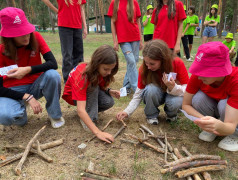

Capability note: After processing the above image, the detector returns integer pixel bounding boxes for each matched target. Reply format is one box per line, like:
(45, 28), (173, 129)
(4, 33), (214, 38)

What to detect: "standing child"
(42, 0), (87, 83)
(62, 45), (120, 143)
(107, 0), (143, 94)
(117, 40), (189, 125)
(0, 7), (65, 128)
(222, 33), (236, 61)
(186, 6), (199, 57)
(142, 5), (155, 43)
(151, 0), (186, 55)
(202, 4), (220, 44)
(181, 5), (191, 62)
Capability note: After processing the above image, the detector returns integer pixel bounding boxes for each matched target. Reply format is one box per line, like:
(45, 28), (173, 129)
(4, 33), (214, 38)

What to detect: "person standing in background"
(42, 0), (87, 83)
(108, 0), (143, 94)
(142, 5), (154, 44)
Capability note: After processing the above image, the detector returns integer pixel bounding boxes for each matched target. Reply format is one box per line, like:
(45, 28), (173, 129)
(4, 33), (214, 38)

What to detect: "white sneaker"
(218, 133), (238, 152)
(186, 58), (193, 62)
(49, 116), (65, 129)
(166, 116), (177, 122)
(199, 131), (217, 142)
(147, 117), (159, 125)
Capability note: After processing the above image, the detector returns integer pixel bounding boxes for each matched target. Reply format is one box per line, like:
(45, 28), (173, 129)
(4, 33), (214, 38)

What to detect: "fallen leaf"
(0, 155), (6, 161)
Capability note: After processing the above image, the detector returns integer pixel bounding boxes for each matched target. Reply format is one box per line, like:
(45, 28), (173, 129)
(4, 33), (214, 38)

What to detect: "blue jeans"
(0, 70), (62, 126)
(120, 41), (140, 92)
(59, 27), (84, 83)
(142, 84), (183, 119)
(203, 26), (217, 37)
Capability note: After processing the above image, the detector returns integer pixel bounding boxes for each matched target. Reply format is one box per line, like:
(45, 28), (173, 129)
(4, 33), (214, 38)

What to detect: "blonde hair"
(64, 0), (82, 6)
(112, 0), (134, 23)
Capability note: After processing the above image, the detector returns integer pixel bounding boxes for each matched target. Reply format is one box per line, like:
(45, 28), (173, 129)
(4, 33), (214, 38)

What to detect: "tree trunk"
(87, 0), (90, 34)
(198, 0), (203, 17)
(48, 7), (55, 33)
(20, 0), (26, 12)
(95, 0), (98, 33)
(218, 0), (227, 38)
(146, 0), (150, 6)
(6, 0), (16, 7)
(218, 0), (222, 15)
(98, 0), (105, 34)
(230, 0), (238, 36)
(201, 0), (208, 37)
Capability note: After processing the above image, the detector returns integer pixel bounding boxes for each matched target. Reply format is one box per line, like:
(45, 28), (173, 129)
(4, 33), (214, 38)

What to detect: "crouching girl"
(117, 40), (189, 125)
(62, 45), (120, 143)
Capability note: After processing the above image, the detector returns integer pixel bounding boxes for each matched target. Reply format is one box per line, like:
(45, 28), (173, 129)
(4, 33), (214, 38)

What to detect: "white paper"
(120, 87), (127, 97)
(166, 72), (177, 81)
(180, 109), (199, 121)
(0, 64), (18, 76)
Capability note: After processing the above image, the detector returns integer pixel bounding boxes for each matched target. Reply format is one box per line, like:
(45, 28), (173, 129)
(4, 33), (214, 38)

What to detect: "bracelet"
(26, 95), (34, 102)
(24, 94), (31, 101)
(105, 88), (111, 95)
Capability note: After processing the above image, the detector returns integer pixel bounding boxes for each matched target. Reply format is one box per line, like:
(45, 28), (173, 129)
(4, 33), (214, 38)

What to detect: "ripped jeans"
(120, 41), (140, 92)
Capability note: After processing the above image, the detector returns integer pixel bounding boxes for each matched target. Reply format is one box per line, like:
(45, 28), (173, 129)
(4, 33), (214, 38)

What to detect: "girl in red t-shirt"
(107, 0), (143, 93)
(42, 0), (87, 83)
(151, 0), (186, 55)
(117, 40), (189, 125)
(62, 45), (120, 143)
(0, 7), (65, 129)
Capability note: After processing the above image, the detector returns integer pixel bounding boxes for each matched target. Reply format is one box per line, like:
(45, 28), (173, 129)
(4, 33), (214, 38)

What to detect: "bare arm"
(41, 0), (58, 13)
(81, 4), (87, 39)
(111, 19), (119, 51)
(182, 23), (190, 37)
(137, 18), (143, 50)
(142, 16), (150, 26)
(174, 20), (183, 54)
(77, 101), (114, 143)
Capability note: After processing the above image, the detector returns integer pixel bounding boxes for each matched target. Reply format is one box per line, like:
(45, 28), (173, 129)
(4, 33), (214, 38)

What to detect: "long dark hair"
(80, 45), (119, 89)
(154, 0), (176, 24)
(209, 8), (218, 19)
(1, 33), (38, 61)
(112, 0), (134, 23)
(142, 40), (173, 91)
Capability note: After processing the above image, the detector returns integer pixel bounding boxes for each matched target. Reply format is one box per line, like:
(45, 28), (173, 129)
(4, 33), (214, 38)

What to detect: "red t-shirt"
(57, 0), (86, 28)
(62, 63), (105, 105)
(107, 0), (141, 43)
(137, 57), (189, 89)
(186, 67), (238, 109)
(151, 0), (186, 48)
(0, 31), (50, 88)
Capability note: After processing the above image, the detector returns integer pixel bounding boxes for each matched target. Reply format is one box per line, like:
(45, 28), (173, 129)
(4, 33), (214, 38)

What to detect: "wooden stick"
(85, 169), (119, 179)
(175, 165), (227, 178)
(36, 140), (53, 163)
(164, 133), (168, 163)
(161, 160), (227, 174)
(87, 119), (114, 142)
(125, 133), (165, 154)
(139, 124), (154, 135)
(173, 148), (193, 180)
(182, 146), (212, 180)
(113, 125), (126, 139)
(120, 138), (138, 145)
(15, 125), (46, 175)
(139, 128), (146, 139)
(81, 172), (119, 180)
(120, 119), (127, 127)
(1, 139), (64, 168)
(166, 154), (221, 166)
(148, 134), (177, 140)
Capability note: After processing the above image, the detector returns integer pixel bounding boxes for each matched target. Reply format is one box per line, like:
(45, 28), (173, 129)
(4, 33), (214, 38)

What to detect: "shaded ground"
(0, 33), (238, 180)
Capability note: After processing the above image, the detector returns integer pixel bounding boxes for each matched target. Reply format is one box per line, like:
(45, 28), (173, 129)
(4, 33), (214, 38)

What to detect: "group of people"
(0, 0), (238, 152)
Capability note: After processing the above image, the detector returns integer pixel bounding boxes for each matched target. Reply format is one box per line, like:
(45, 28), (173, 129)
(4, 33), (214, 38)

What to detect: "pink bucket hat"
(189, 42), (232, 77)
(0, 7), (35, 38)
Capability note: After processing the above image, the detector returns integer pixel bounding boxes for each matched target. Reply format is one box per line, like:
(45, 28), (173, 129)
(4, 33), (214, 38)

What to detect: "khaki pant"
(230, 51), (237, 61)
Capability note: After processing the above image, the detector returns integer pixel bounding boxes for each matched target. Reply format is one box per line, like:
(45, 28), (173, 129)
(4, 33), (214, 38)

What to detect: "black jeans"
(181, 35), (190, 59)
(58, 27), (84, 83)
(235, 51), (238, 67)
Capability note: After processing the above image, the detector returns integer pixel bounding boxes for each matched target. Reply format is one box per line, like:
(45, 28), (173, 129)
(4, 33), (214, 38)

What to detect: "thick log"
(175, 165), (227, 178)
(15, 125), (46, 175)
(167, 154), (221, 166)
(87, 119), (114, 142)
(125, 133), (165, 154)
(1, 139), (63, 168)
(161, 160), (227, 174)
(182, 146), (212, 180)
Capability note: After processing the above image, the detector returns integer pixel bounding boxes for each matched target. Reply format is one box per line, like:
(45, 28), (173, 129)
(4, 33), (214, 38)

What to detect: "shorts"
(144, 34), (153, 42)
(187, 35), (194, 44)
(203, 26), (217, 37)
